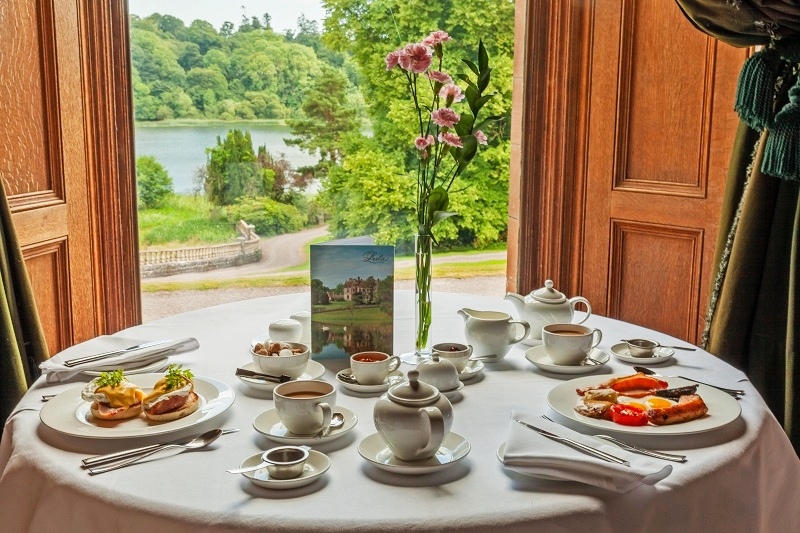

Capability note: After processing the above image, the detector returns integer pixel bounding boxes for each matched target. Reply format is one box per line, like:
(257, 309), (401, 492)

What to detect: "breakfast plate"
(39, 374), (234, 439)
(610, 343), (674, 365)
(238, 449), (330, 490)
(525, 346), (610, 375)
(459, 359), (484, 381)
(237, 360), (326, 392)
(82, 357), (171, 377)
(253, 406), (357, 445)
(358, 432), (470, 475)
(335, 368), (405, 394)
(547, 374), (742, 435)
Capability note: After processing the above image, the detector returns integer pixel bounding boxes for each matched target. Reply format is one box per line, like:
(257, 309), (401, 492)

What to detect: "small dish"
(239, 449), (330, 489)
(81, 357), (170, 377)
(335, 368), (405, 394)
(438, 381), (464, 398)
(459, 359), (484, 381)
(358, 432), (470, 475)
(253, 406), (358, 445)
(524, 345), (610, 375)
(610, 343), (674, 365)
(236, 360), (325, 392)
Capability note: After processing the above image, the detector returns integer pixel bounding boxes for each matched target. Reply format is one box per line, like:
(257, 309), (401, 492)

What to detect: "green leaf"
(478, 67), (492, 93)
(456, 73), (476, 90)
(432, 210), (457, 226)
(454, 113), (475, 136)
(462, 58), (480, 76)
(96, 369), (125, 388)
(473, 94), (495, 114)
(478, 40), (489, 72)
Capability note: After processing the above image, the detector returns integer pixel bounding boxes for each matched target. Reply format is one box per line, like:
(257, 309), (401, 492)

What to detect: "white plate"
(547, 374), (742, 436)
(459, 360), (484, 381)
(335, 369), (405, 393)
(253, 406), (358, 445)
(239, 449), (330, 490)
(82, 357), (171, 377)
(236, 360), (326, 392)
(358, 432), (470, 475)
(610, 343), (675, 365)
(524, 346), (610, 375)
(39, 374), (235, 439)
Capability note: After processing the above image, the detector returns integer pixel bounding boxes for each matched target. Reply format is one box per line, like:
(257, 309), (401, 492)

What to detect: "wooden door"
(0, 0), (140, 356)
(510, 0), (746, 344)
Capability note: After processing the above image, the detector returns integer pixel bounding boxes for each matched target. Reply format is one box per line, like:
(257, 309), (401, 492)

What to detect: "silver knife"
(235, 368), (292, 383)
(64, 339), (175, 367)
(515, 419), (630, 466)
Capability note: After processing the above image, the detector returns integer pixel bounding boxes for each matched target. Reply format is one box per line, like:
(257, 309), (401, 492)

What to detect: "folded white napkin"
(502, 410), (672, 493)
(39, 336), (200, 383)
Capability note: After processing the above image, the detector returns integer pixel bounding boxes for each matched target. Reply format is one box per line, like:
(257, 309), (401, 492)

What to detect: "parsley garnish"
(164, 364), (194, 390)
(95, 369), (125, 388)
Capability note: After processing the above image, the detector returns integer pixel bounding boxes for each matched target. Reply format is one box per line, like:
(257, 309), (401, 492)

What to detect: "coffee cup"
(269, 318), (303, 343)
(542, 323), (602, 366)
(273, 380), (336, 435)
(431, 342), (473, 372)
(350, 351), (401, 385)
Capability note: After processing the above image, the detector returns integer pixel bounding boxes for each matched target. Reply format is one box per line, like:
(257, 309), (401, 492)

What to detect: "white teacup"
(431, 342), (473, 372)
(542, 323), (602, 366)
(269, 318), (303, 343)
(350, 351), (401, 385)
(273, 380), (336, 435)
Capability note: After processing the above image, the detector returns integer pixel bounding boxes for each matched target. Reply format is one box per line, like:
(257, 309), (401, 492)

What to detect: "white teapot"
(373, 370), (453, 461)
(504, 279), (592, 344)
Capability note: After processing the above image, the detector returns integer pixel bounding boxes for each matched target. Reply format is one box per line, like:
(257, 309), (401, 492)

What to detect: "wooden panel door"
(0, 0), (140, 356)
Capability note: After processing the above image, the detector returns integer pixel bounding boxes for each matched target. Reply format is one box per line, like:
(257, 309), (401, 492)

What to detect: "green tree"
(136, 155), (173, 209)
(186, 19), (222, 54)
(204, 129), (268, 206)
(185, 67), (228, 111)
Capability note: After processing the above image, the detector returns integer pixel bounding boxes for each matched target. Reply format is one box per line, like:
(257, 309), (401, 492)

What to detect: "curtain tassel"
(763, 82), (800, 181)
(734, 47), (782, 131)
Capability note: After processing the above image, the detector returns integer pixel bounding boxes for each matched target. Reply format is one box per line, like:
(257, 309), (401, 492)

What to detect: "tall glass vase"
(401, 233), (433, 364)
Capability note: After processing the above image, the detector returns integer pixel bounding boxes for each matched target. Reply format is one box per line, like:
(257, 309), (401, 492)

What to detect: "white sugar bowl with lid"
(415, 355), (460, 392)
(504, 279), (592, 344)
(373, 370), (453, 461)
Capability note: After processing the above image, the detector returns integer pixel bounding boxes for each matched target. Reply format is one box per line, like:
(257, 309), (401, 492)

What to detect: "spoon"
(622, 339), (697, 351)
(316, 411), (345, 438)
(87, 428), (223, 475)
(633, 366), (745, 397)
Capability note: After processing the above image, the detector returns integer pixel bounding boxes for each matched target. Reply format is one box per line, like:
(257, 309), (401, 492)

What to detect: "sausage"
(646, 394), (708, 425)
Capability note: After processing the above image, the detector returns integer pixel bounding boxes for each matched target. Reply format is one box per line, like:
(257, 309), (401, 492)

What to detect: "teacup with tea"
(350, 351), (401, 385)
(542, 323), (602, 366)
(273, 380), (336, 435)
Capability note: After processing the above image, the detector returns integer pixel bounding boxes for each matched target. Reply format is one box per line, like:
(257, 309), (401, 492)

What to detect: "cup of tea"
(350, 351), (401, 385)
(431, 342), (473, 372)
(273, 380), (336, 435)
(542, 323), (602, 366)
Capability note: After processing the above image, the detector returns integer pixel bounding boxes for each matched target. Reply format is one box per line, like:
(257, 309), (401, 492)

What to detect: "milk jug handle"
(568, 297), (592, 324)
(510, 320), (531, 343)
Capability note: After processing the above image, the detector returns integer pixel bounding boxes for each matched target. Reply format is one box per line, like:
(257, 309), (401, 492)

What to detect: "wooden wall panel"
(23, 240), (71, 354)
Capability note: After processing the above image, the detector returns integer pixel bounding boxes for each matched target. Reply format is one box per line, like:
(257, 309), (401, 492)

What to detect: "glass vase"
(401, 233), (433, 364)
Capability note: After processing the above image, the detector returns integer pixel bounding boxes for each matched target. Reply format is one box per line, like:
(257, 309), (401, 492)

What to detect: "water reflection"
(311, 321), (393, 359)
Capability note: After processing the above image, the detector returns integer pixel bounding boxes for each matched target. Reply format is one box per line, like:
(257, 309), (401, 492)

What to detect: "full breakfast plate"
(547, 374), (741, 436)
(39, 374), (235, 439)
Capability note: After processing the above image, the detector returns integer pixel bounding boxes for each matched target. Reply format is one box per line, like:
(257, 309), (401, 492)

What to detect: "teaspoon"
(622, 339), (696, 351)
(316, 411), (345, 438)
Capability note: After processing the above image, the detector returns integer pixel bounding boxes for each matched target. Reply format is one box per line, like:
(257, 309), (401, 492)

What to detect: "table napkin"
(501, 410), (673, 493)
(39, 336), (200, 383)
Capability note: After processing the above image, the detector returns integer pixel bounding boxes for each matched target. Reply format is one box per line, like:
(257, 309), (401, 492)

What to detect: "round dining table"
(2, 291), (798, 532)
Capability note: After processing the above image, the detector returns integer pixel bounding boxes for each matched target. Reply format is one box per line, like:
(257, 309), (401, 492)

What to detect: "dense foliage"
(136, 155), (173, 209)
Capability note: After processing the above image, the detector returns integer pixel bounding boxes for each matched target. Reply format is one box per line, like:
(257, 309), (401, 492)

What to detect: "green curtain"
(675, 0), (800, 452)
(0, 178), (49, 432)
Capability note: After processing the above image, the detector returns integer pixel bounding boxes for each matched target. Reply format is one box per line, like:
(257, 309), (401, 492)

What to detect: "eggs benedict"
(81, 369), (144, 420)
(143, 364), (199, 422)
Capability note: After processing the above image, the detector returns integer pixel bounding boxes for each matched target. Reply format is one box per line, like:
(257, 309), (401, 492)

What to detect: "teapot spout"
(504, 292), (526, 312)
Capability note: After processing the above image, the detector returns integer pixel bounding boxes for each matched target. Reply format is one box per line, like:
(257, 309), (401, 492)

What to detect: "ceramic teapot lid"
(415, 356), (459, 391)
(529, 279), (567, 303)
(388, 370), (439, 405)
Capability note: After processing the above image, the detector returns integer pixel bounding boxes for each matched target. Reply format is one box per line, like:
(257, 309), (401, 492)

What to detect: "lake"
(134, 122), (319, 194)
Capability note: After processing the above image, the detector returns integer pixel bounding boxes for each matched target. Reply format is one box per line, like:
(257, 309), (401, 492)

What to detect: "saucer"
(439, 381), (464, 398)
(236, 360), (325, 392)
(357, 432), (470, 475)
(238, 449), (330, 489)
(335, 368), (405, 394)
(610, 343), (674, 365)
(459, 360), (484, 381)
(253, 406), (357, 445)
(524, 345), (610, 375)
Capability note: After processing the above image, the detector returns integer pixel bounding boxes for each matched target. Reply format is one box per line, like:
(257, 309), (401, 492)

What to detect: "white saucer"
(520, 336), (543, 347)
(236, 360), (326, 392)
(439, 381), (465, 398)
(610, 343), (674, 365)
(459, 360), (484, 381)
(524, 345), (610, 375)
(358, 432), (470, 475)
(335, 369), (405, 394)
(82, 357), (171, 377)
(239, 449), (330, 489)
(253, 406), (358, 445)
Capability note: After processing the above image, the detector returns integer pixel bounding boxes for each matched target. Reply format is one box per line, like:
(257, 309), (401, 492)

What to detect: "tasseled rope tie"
(734, 46), (783, 131)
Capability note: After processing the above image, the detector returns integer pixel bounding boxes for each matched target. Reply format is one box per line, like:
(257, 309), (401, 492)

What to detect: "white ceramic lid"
(529, 279), (567, 303)
(415, 356), (459, 391)
(387, 370), (440, 405)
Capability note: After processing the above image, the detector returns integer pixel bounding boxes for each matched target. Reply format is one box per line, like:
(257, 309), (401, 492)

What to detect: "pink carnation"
(423, 30), (451, 47)
(415, 135), (435, 151)
(427, 70), (452, 84)
(474, 130), (488, 145)
(438, 132), (463, 148)
(385, 49), (402, 70)
(439, 84), (465, 103)
(431, 108), (460, 128)
(398, 43), (432, 74)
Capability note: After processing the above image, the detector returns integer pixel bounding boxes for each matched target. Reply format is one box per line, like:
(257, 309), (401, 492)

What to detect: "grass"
(138, 195), (235, 248)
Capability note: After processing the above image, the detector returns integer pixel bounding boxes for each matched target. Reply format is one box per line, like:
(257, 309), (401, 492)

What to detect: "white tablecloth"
(2, 291), (798, 532)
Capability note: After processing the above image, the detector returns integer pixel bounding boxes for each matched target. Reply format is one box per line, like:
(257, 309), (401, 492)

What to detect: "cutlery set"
(633, 366), (746, 398)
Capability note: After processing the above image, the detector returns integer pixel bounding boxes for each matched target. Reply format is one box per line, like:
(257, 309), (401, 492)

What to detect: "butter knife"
(515, 419), (630, 466)
(64, 339), (175, 367)
(235, 368), (292, 383)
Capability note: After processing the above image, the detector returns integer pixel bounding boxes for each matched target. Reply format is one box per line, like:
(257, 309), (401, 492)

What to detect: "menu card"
(309, 237), (394, 359)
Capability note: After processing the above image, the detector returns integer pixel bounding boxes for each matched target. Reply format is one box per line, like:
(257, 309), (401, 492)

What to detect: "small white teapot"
(504, 279), (592, 344)
(373, 370), (453, 461)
